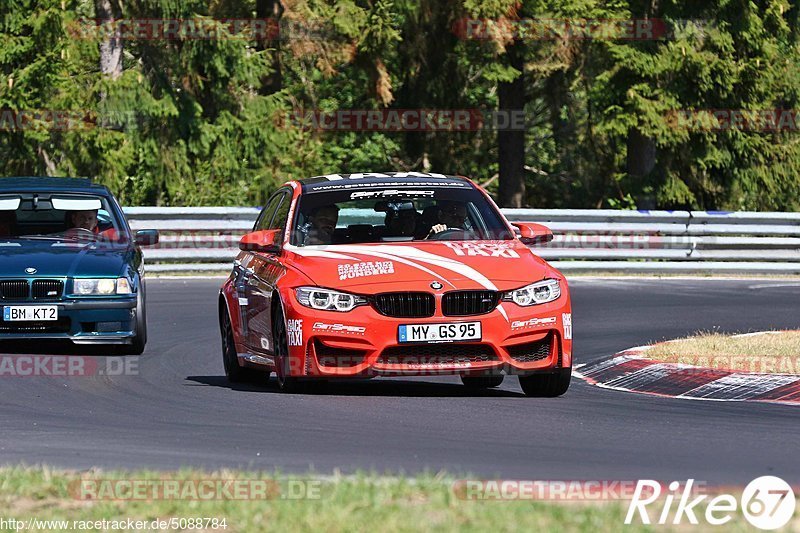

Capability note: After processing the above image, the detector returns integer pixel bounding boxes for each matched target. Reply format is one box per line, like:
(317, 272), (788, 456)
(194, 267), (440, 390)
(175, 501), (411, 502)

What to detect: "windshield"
(291, 186), (513, 246)
(0, 194), (126, 243)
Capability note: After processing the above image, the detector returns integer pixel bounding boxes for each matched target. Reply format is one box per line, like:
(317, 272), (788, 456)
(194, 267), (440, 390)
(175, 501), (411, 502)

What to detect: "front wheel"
(518, 368), (571, 397)
(272, 305), (304, 393)
(113, 292), (146, 355)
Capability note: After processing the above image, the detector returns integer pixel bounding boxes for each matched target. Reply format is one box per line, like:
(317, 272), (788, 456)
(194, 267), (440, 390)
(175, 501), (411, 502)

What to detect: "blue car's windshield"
(0, 194), (125, 242)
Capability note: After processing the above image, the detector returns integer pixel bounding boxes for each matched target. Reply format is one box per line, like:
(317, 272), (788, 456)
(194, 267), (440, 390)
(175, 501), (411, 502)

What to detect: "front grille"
(442, 290), (500, 316)
(32, 280), (64, 300)
(314, 341), (366, 368)
(0, 280), (29, 300)
(0, 317), (71, 334)
(506, 335), (553, 363)
(372, 292), (435, 318)
(378, 344), (497, 366)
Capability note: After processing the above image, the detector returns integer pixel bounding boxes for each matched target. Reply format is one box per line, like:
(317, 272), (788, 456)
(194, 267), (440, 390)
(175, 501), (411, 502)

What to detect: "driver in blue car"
(68, 210), (99, 232)
(427, 200), (469, 237)
(66, 209), (120, 242)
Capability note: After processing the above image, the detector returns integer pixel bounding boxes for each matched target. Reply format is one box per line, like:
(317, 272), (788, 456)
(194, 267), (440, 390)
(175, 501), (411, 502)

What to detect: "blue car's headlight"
(502, 279), (561, 306)
(72, 278), (132, 295)
(295, 287), (367, 312)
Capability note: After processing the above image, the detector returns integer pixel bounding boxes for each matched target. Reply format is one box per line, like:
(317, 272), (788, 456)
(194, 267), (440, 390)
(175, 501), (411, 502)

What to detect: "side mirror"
(134, 229), (159, 246)
(239, 229), (282, 254)
(512, 222), (554, 246)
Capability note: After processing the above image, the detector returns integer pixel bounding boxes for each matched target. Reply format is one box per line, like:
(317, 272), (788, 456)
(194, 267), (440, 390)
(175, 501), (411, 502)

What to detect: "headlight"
(502, 279), (561, 306)
(72, 278), (133, 295)
(295, 287), (367, 312)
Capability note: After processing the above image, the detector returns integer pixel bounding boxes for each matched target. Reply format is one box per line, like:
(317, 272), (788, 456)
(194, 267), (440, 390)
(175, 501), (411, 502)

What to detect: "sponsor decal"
(320, 172), (449, 180)
(312, 322), (366, 335)
(309, 181), (468, 192)
(287, 319), (303, 346)
(511, 316), (557, 329)
(350, 189), (434, 199)
(444, 242), (520, 258)
(337, 261), (395, 281)
(562, 313), (572, 340)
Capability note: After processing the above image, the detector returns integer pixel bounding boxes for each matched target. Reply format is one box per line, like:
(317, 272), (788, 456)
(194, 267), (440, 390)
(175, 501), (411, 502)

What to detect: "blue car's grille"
(32, 280), (64, 300)
(0, 280), (29, 300)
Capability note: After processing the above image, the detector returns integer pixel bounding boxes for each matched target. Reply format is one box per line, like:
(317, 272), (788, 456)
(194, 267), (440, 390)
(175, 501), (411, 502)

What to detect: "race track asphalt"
(1, 278), (799, 484)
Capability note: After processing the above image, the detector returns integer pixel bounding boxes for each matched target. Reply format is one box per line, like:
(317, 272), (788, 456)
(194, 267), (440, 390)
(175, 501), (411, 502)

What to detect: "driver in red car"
(428, 200), (469, 237)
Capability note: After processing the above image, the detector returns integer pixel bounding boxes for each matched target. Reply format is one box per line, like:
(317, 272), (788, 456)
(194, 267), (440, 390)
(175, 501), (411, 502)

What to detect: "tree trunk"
(256, 0), (283, 95)
(627, 127), (657, 207)
(498, 43), (526, 207)
(95, 0), (122, 79)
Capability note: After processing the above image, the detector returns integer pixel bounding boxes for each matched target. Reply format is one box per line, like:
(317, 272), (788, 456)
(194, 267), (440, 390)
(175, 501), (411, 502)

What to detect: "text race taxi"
(219, 172), (572, 396)
(0, 178), (159, 354)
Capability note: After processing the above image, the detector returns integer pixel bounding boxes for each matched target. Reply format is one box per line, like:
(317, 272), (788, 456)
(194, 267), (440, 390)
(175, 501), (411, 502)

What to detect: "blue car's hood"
(0, 238), (133, 278)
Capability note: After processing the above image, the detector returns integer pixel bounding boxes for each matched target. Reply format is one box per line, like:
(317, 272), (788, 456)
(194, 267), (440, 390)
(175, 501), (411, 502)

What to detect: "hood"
(284, 240), (553, 294)
(0, 238), (133, 278)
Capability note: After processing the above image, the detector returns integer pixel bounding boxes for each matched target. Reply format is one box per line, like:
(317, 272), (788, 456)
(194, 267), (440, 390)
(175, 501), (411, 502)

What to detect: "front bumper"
(281, 289), (573, 377)
(0, 297), (138, 344)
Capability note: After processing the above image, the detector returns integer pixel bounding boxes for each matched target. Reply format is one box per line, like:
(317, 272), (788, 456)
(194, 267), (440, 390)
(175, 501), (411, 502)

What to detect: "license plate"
(398, 322), (481, 343)
(3, 306), (58, 322)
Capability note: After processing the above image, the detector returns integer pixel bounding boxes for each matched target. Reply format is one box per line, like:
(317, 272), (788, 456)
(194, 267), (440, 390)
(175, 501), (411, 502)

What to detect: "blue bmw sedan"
(0, 178), (158, 354)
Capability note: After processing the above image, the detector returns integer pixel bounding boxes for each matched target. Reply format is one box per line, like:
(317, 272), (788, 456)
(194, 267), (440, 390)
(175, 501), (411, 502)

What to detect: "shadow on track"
(185, 375), (526, 398)
(0, 340), (124, 356)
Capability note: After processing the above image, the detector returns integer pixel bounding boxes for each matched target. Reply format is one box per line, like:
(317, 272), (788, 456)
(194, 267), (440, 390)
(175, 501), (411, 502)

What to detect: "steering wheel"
(427, 228), (467, 240)
(63, 227), (97, 240)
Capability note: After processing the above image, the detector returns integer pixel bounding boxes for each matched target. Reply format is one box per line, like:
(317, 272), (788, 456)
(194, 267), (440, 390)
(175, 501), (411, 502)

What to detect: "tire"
(220, 306), (258, 383)
(461, 374), (504, 389)
(113, 291), (146, 355)
(518, 368), (571, 397)
(272, 304), (304, 393)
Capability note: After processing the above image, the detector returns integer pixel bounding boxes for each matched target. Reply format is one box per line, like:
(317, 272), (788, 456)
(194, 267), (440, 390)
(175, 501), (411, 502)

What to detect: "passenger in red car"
(304, 205), (339, 245)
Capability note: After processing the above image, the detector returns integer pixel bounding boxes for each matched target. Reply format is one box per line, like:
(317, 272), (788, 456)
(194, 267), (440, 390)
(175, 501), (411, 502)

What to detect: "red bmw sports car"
(219, 172), (572, 396)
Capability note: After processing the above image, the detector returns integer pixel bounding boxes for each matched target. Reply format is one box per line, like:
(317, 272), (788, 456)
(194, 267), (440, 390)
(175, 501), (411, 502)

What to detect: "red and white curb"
(574, 333), (800, 406)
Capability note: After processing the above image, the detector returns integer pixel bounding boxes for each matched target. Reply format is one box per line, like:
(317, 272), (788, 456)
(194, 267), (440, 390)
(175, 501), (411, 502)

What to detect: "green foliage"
(0, 0), (799, 209)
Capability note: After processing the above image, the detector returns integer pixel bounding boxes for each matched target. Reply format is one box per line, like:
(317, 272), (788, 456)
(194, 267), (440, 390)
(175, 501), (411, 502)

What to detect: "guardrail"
(122, 207), (800, 274)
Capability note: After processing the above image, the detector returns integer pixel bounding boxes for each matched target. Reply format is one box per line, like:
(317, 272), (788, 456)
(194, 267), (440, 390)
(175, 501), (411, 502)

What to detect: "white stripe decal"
(317, 245), (500, 291)
(288, 245), (454, 287)
(286, 246), (360, 261)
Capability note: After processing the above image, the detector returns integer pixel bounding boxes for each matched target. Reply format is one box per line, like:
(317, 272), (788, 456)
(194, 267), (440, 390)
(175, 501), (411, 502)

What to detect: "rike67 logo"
(626, 476), (796, 530)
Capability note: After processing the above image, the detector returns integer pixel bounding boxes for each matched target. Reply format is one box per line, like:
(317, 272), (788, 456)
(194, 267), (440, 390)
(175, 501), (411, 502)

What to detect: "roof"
(299, 172), (472, 193)
(0, 177), (110, 195)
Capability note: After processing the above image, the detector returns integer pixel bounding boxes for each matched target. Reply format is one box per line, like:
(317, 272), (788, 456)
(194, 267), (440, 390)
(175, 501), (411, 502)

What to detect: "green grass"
(3, 467), (795, 532)
(0, 467), (652, 532)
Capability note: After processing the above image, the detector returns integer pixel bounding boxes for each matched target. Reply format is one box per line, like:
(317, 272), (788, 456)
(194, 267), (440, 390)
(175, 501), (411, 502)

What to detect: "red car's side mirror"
(239, 229), (282, 254)
(512, 222), (554, 246)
